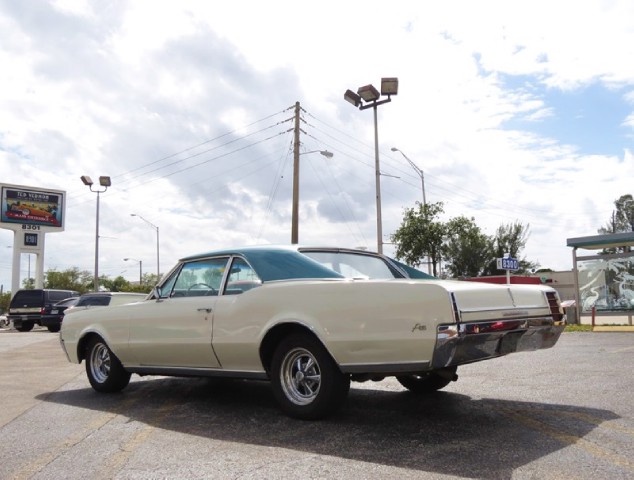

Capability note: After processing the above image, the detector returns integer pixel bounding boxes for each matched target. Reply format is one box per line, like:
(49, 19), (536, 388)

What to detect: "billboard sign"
(1, 185), (64, 228)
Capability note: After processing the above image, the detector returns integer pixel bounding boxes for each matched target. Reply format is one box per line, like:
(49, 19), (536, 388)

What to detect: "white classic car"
(60, 246), (566, 419)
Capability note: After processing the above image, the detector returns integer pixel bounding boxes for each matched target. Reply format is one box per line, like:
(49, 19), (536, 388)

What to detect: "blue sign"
(500, 257), (519, 270)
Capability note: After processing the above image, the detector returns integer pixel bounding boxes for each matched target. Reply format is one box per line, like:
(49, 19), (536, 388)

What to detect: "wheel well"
(259, 323), (322, 374)
(77, 332), (102, 362)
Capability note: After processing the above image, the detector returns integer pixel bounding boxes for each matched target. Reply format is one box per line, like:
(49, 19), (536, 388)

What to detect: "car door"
(127, 257), (230, 368)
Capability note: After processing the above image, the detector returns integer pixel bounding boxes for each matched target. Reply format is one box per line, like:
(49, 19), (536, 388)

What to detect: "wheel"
(271, 334), (350, 420)
(16, 322), (34, 332)
(47, 325), (61, 333)
(85, 337), (131, 393)
(397, 367), (457, 393)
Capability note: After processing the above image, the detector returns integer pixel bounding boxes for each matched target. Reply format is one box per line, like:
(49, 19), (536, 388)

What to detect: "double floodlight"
(80, 175), (112, 187)
(344, 77), (399, 110)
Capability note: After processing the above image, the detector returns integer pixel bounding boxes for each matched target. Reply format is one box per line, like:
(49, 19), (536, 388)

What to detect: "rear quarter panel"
(211, 279), (455, 370)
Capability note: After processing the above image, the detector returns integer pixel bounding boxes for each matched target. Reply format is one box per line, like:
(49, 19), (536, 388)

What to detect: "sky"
(1, 0), (633, 291)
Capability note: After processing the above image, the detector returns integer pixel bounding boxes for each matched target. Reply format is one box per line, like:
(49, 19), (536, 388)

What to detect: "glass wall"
(578, 255), (634, 312)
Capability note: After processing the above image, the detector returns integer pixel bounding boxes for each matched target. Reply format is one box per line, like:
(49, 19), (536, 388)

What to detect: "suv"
(8, 289), (80, 332)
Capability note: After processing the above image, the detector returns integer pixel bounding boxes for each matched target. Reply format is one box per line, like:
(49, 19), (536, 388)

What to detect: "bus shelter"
(567, 232), (634, 324)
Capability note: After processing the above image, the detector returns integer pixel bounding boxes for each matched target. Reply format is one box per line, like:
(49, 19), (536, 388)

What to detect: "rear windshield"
(10, 290), (44, 307)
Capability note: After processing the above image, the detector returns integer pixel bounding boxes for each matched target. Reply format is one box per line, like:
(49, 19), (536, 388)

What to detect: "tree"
(22, 277), (35, 289)
(443, 216), (493, 278)
(45, 268), (93, 293)
(598, 194), (634, 234)
(391, 202), (446, 276)
(483, 221), (538, 275)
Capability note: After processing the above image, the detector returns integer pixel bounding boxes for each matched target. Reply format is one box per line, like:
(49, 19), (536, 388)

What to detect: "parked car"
(0, 314), (9, 329)
(69, 292), (148, 310)
(60, 246), (566, 419)
(47, 296), (81, 326)
(9, 289), (80, 332)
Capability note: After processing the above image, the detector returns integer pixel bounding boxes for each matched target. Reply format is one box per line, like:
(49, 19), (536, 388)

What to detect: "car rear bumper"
(432, 317), (566, 368)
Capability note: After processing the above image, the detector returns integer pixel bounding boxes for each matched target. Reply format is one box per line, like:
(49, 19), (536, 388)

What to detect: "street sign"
(497, 257), (519, 271)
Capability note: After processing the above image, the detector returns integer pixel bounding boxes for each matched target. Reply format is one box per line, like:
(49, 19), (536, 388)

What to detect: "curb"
(592, 326), (634, 332)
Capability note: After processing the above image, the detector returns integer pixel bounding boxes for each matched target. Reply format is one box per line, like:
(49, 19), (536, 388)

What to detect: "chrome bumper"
(431, 317), (566, 369)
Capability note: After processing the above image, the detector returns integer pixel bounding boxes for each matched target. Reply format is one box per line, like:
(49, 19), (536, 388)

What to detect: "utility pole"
(291, 101), (301, 244)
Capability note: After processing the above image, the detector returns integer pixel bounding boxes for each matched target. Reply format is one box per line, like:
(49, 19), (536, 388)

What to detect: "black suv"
(8, 289), (80, 333)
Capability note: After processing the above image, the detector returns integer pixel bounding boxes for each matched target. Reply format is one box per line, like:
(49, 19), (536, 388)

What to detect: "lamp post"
(81, 175), (111, 291)
(130, 214), (160, 279)
(344, 77), (399, 254)
(391, 147), (426, 205)
(291, 149), (334, 244)
(123, 258), (143, 285)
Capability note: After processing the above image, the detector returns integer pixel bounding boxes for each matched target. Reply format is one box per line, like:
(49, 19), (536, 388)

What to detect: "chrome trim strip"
(125, 366), (268, 380)
(340, 361), (431, 375)
(458, 304), (550, 314)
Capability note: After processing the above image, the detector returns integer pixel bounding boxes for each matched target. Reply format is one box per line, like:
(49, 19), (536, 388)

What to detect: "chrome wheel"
(89, 342), (111, 384)
(85, 337), (131, 393)
(271, 334), (350, 419)
(280, 347), (321, 405)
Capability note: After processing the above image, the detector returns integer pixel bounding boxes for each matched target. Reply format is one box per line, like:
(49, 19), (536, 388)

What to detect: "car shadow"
(38, 376), (619, 478)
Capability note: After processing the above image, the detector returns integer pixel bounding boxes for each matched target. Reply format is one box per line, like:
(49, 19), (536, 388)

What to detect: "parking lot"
(0, 328), (632, 480)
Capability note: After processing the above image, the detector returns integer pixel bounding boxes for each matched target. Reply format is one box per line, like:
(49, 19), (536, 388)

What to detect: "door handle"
(197, 308), (212, 313)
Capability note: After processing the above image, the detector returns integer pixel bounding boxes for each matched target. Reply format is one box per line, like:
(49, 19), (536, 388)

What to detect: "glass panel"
(170, 257), (229, 297)
(224, 257), (262, 295)
(578, 255), (634, 312)
(301, 251), (399, 279)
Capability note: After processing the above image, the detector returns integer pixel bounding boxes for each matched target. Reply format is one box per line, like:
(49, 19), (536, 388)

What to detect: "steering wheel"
(187, 283), (217, 295)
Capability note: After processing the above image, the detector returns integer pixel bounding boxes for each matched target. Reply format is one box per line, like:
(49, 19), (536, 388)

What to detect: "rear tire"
(271, 334), (350, 420)
(16, 322), (34, 332)
(85, 337), (131, 393)
(397, 367), (457, 393)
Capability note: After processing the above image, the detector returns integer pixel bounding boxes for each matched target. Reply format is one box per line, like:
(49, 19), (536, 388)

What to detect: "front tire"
(85, 337), (131, 393)
(271, 334), (350, 420)
(397, 367), (457, 393)
(47, 325), (60, 333)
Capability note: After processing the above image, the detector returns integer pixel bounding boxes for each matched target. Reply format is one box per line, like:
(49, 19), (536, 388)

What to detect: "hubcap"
(280, 347), (321, 405)
(90, 343), (111, 383)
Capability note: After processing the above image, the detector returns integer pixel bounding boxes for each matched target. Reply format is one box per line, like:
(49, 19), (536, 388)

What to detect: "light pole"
(391, 147), (426, 205)
(130, 214), (160, 279)
(291, 149), (334, 244)
(81, 175), (111, 291)
(344, 77), (399, 254)
(124, 258), (142, 285)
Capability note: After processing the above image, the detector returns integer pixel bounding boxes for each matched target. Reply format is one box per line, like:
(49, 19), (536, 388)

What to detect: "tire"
(47, 325), (61, 333)
(397, 367), (457, 393)
(85, 337), (131, 393)
(271, 334), (350, 420)
(16, 322), (34, 332)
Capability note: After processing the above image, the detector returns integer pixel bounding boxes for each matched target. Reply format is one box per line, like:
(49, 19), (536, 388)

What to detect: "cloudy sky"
(1, 0), (633, 290)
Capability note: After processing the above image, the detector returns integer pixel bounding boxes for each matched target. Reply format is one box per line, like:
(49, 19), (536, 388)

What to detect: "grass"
(564, 324), (594, 332)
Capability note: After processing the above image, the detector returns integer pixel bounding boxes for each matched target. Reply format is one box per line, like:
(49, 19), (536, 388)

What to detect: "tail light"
(546, 292), (564, 323)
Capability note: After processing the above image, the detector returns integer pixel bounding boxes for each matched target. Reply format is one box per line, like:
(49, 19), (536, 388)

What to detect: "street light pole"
(81, 175), (111, 291)
(130, 214), (160, 279)
(391, 147), (426, 205)
(124, 258), (142, 285)
(344, 77), (399, 254)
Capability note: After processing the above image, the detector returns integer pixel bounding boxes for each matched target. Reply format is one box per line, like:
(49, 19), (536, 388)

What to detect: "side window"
(170, 257), (230, 297)
(224, 257), (262, 295)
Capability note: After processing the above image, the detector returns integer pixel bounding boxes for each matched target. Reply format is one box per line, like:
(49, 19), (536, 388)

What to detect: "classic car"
(60, 246), (566, 420)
